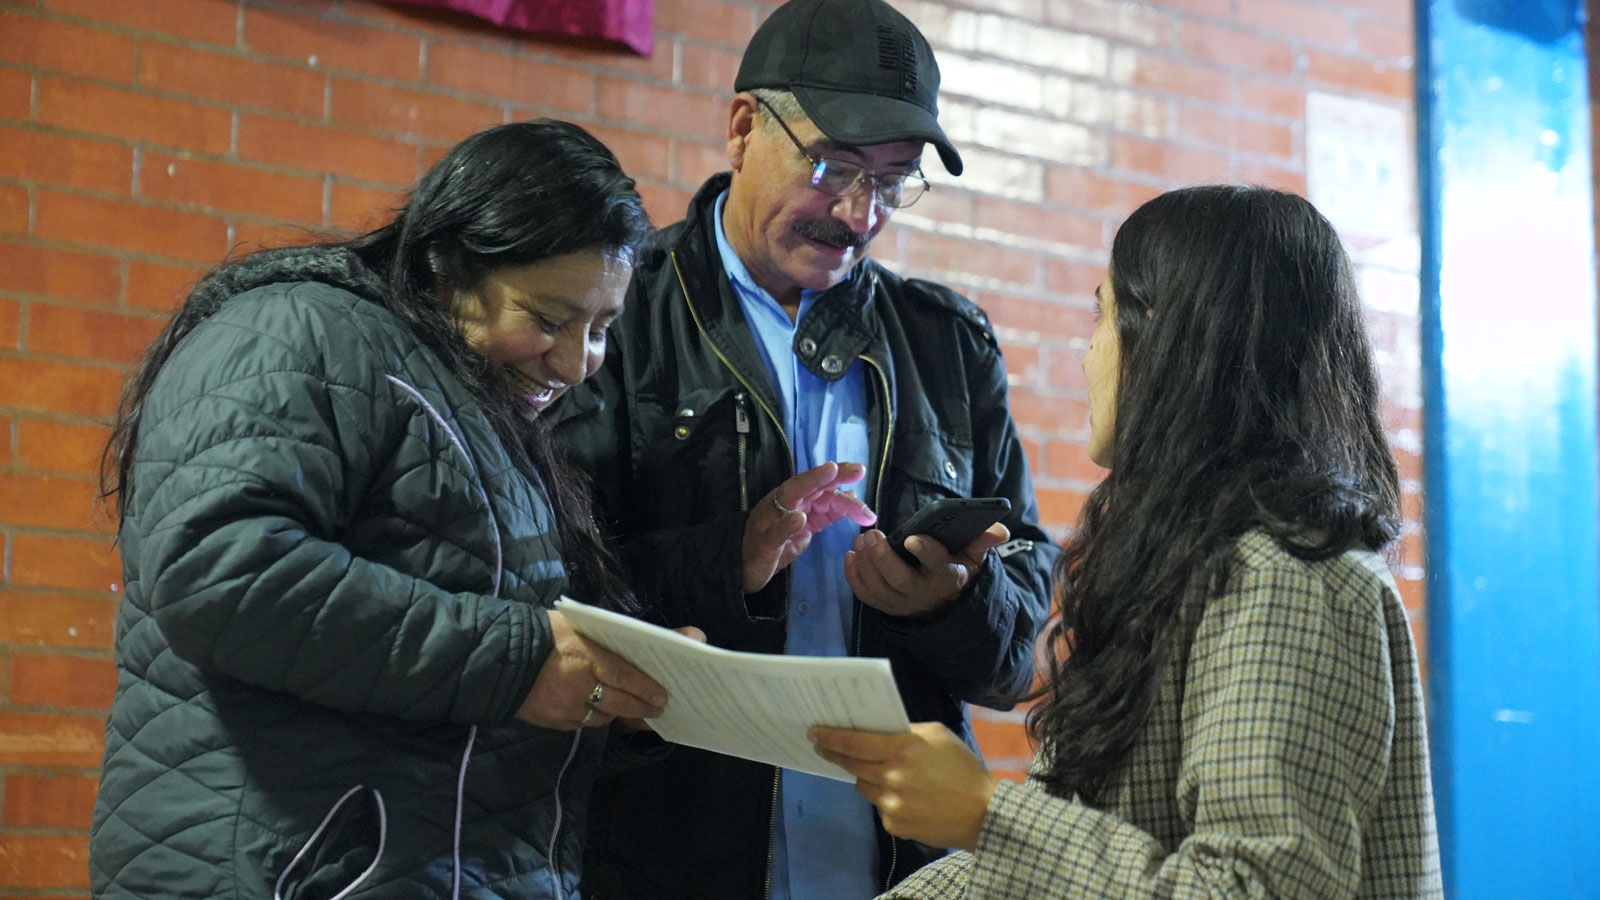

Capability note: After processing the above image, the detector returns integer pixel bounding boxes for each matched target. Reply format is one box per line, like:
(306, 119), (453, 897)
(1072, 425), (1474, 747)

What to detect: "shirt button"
(821, 355), (844, 375)
(798, 338), (818, 357)
(796, 602), (810, 615)
(944, 460), (958, 478)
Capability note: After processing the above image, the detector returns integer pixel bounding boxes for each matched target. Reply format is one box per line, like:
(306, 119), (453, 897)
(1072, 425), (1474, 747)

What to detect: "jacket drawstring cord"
(272, 785), (389, 900)
(452, 726), (477, 900)
(387, 376), (510, 898)
(385, 376), (505, 598)
(547, 727), (587, 900)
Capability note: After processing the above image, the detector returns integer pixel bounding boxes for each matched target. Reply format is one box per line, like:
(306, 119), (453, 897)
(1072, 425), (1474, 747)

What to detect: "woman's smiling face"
(453, 249), (631, 414)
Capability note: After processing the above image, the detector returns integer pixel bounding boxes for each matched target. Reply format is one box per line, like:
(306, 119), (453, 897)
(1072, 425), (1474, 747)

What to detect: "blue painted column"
(1417, 0), (1600, 896)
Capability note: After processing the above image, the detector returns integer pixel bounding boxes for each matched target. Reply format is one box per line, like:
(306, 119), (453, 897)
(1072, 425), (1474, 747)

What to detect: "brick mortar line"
(0, 350), (130, 372)
(0, 570), (124, 586)
(0, 292), (173, 320)
(0, 236), (216, 279)
(3, 171), (400, 233)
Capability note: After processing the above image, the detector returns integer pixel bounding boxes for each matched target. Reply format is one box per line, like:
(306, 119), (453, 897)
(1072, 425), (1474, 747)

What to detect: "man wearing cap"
(547, 0), (1057, 896)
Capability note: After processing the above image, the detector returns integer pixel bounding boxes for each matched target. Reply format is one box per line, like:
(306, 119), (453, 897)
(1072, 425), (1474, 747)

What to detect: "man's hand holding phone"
(844, 498), (1012, 618)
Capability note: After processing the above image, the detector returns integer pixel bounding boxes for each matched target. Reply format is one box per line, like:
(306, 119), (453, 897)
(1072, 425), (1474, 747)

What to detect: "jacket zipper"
(859, 353), (899, 893)
(671, 252), (795, 469)
(671, 251), (795, 899)
(736, 391), (752, 511)
(884, 835), (899, 893)
(859, 355), (894, 516)
(763, 764), (782, 900)
(853, 354), (895, 660)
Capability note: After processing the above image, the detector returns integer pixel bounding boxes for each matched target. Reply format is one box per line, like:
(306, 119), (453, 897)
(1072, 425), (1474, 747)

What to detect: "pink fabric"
(383, 0), (654, 55)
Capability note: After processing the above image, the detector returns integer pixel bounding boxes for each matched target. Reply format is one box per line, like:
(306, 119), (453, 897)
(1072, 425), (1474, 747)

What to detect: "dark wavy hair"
(103, 119), (652, 610)
(1028, 185), (1400, 805)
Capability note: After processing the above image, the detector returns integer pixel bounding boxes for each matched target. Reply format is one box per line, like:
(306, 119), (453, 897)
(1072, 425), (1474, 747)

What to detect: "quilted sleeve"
(124, 287), (547, 726)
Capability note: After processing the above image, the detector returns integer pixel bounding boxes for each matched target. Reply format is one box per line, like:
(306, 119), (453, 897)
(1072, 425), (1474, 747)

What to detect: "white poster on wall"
(1306, 91), (1413, 248)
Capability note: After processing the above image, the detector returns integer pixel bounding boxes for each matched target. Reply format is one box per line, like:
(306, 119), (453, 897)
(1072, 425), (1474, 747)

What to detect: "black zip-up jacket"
(548, 174), (1058, 898)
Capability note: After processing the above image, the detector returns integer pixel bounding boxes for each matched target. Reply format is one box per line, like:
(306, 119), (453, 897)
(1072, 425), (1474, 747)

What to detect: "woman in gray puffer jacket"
(90, 120), (673, 900)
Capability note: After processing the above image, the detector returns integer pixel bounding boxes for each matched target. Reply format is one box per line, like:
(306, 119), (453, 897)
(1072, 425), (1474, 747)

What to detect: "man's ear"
(726, 93), (759, 172)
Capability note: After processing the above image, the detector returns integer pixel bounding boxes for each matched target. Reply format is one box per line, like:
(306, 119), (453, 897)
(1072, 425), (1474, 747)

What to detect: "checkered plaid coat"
(882, 531), (1443, 899)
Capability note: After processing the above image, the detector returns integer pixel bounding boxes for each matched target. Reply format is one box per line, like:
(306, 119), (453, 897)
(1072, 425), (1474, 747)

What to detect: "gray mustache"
(795, 219), (867, 250)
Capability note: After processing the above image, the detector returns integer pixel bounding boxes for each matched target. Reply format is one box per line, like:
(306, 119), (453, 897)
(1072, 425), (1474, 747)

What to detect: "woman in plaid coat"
(815, 185), (1443, 900)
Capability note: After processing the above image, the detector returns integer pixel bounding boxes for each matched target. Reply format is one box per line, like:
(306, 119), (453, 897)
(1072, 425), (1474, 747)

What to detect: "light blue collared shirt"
(714, 192), (878, 900)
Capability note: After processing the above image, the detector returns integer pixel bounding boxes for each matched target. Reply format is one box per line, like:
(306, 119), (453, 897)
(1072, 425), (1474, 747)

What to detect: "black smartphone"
(886, 497), (1012, 566)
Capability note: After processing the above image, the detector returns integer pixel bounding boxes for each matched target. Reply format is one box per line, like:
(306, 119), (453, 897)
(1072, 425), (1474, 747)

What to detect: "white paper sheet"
(555, 598), (910, 781)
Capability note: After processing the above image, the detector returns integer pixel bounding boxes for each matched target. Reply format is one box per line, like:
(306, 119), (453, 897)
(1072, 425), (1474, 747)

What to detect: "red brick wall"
(0, 0), (1419, 891)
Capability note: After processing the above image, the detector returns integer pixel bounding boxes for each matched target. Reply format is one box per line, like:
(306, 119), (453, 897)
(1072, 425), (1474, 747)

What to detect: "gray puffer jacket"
(90, 247), (600, 900)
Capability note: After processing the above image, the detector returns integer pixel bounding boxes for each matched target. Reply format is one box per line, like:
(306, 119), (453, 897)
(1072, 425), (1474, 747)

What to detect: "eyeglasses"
(753, 95), (930, 209)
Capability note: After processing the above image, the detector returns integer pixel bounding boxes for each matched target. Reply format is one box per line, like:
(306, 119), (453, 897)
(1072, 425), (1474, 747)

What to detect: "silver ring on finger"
(587, 682), (605, 707)
(772, 494), (799, 516)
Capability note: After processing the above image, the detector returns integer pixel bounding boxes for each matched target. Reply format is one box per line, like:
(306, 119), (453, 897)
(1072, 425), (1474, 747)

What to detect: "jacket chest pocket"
(882, 430), (976, 530)
(633, 388), (757, 521)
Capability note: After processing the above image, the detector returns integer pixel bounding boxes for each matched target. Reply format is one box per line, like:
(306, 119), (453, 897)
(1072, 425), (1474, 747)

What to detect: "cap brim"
(791, 84), (964, 177)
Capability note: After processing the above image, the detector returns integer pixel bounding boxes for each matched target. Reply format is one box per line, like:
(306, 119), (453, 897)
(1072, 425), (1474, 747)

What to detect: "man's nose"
(832, 186), (881, 235)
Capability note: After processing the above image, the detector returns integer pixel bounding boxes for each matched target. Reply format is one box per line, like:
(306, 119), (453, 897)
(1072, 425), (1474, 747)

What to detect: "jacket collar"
(190, 245), (388, 313)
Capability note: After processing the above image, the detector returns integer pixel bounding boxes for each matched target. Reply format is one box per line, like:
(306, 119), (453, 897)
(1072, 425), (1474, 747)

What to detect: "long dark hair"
(1029, 185), (1400, 805)
(103, 120), (652, 610)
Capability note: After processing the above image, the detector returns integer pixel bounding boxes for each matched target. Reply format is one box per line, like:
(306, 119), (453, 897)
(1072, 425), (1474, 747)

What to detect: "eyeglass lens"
(810, 159), (926, 208)
(755, 95), (928, 208)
